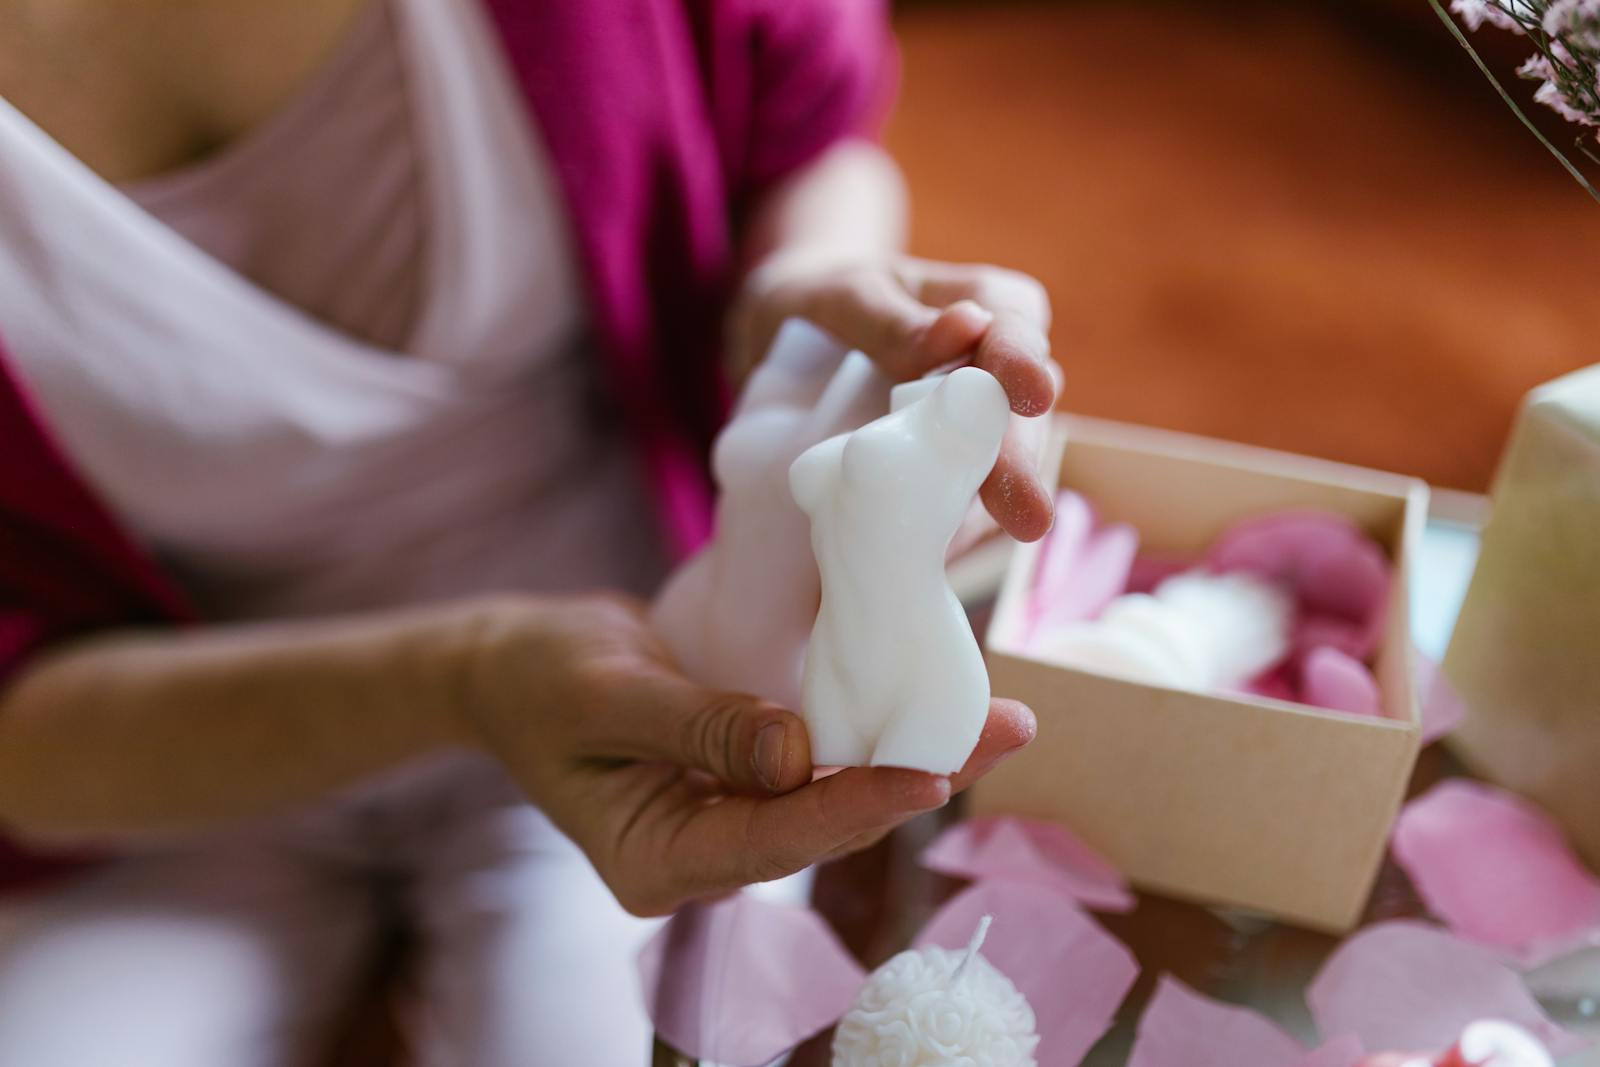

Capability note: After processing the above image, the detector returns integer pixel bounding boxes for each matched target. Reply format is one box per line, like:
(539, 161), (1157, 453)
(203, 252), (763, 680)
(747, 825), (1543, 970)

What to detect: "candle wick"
(951, 914), (993, 985)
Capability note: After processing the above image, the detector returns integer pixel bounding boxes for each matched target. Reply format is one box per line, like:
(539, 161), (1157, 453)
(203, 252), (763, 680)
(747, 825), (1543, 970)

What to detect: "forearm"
(742, 138), (908, 270)
(0, 603), (479, 841)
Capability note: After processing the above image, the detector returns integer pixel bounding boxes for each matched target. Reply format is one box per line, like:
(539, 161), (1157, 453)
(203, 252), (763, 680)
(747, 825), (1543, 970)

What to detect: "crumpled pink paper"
(1302, 645), (1383, 719)
(1392, 780), (1600, 966)
(638, 893), (865, 1066)
(1306, 921), (1588, 1058)
(1207, 511), (1391, 662)
(920, 815), (1135, 913)
(1025, 490), (1139, 639)
(917, 879), (1139, 1066)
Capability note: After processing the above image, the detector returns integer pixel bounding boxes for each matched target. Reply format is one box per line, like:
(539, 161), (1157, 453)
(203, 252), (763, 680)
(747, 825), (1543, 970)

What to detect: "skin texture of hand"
(457, 594), (1036, 917)
(731, 253), (1060, 543)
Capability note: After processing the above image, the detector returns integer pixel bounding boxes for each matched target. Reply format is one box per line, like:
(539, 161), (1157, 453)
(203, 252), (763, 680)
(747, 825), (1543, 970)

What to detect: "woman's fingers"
(633, 700), (1036, 909)
(588, 666), (814, 795)
(790, 270), (993, 382)
(898, 259), (1057, 417)
(946, 698), (1036, 795)
(666, 766), (953, 906)
(816, 698), (1038, 863)
(981, 417), (1057, 543)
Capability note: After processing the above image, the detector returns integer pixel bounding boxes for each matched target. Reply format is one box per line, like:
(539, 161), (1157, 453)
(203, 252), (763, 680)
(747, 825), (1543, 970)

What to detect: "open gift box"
(971, 415), (1431, 932)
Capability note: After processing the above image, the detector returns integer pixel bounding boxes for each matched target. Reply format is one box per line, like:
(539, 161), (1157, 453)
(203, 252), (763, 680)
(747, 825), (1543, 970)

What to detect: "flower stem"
(1427, 0), (1600, 203)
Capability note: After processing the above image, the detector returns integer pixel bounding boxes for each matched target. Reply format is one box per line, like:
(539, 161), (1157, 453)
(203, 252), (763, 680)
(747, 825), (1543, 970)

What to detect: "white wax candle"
(791, 366), (1010, 774)
(652, 320), (889, 709)
(1036, 569), (1292, 691)
(832, 915), (1039, 1067)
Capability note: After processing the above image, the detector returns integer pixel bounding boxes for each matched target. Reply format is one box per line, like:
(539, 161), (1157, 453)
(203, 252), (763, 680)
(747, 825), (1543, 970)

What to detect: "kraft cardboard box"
(971, 415), (1430, 933)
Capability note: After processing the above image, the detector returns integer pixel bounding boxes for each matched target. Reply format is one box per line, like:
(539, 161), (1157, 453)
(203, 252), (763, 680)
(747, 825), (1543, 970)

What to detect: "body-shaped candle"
(651, 320), (889, 708)
(790, 366), (1010, 773)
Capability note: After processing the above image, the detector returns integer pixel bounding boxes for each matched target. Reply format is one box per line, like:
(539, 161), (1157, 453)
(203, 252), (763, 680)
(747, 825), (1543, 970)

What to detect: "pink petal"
(1306, 921), (1588, 1059)
(921, 816), (1135, 913)
(1126, 976), (1308, 1067)
(917, 881), (1138, 1066)
(1413, 651), (1465, 745)
(1032, 491), (1093, 612)
(638, 894), (865, 1066)
(1302, 646), (1383, 718)
(1209, 511), (1391, 657)
(1392, 781), (1600, 966)
(1028, 501), (1141, 636)
(1296, 613), (1375, 664)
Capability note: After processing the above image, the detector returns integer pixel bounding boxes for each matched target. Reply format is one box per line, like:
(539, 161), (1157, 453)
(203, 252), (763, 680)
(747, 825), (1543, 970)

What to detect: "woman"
(0, 0), (1056, 1063)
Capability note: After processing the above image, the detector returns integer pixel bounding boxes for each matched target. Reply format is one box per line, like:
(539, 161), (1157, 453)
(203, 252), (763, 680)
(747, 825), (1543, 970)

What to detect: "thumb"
(601, 670), (813, 794)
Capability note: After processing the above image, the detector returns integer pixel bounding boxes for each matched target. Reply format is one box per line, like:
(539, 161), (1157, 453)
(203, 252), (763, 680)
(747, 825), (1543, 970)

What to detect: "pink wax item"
(1392, 780), (1600, 967)
(921, 815), (1135, 913)
(1306, 922), (1588, 1059)
(638, 892), (866, 1067)
(916, 880), (1139, 1066)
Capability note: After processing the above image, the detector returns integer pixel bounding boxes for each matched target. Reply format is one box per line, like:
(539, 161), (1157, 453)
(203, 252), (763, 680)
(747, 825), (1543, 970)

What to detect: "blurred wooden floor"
(886, 0), (1600, 491)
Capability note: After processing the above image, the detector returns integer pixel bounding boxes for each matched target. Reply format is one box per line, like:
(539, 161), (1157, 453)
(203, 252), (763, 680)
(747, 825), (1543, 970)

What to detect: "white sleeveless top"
(0, 0), (666, 620)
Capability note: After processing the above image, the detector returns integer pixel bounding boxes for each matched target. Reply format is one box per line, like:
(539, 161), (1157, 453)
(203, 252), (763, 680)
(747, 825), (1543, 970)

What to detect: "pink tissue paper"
(638, 893), (865, 1066)
(920, 815), (1135, 913)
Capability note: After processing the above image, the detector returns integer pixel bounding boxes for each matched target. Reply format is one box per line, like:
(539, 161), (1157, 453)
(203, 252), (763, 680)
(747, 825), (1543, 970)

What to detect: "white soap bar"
(791, 366), (1010, 774)
(832, 916), (1038, 1067)
(1038, 569), (1292, 691)
(651, 320), (889, 709)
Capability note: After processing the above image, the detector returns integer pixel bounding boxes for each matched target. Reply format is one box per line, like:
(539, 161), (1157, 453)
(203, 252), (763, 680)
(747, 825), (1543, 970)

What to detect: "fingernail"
(755, 722), (787, 791)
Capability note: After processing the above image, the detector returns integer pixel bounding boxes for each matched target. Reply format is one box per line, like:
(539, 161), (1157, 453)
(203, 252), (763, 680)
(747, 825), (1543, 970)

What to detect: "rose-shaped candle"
(831, 915), (1040, 1067)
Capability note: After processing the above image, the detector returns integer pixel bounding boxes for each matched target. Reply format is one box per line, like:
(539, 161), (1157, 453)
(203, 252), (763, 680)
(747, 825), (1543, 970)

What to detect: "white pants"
(0, 752), (659, 1067)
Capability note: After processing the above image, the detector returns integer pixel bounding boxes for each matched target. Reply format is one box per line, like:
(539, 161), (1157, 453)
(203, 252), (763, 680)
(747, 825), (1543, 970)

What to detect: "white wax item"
(832, 915), (1039, 1067)
(651, 320), (890, 709)
(1037, 569), (1292, 692)
(792, 366), (1010, 774)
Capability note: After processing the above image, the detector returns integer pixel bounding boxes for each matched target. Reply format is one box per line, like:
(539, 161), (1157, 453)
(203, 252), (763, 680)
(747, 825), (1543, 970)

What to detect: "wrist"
(410, 594), (543, 752)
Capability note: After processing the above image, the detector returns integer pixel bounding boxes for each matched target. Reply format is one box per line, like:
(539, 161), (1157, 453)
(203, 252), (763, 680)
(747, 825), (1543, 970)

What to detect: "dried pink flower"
(1543, 0), (1600, 49)
(1451, 0), (1537, 31)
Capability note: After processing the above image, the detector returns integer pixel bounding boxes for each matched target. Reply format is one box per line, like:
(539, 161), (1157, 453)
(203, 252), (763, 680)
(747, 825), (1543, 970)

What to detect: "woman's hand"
(455, 593), (1036, 917)
(730, 253), (1059, 542)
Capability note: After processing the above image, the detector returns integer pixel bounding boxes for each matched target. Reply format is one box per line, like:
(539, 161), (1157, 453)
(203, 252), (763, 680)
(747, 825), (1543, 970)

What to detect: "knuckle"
(685, 696), (747, 777)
